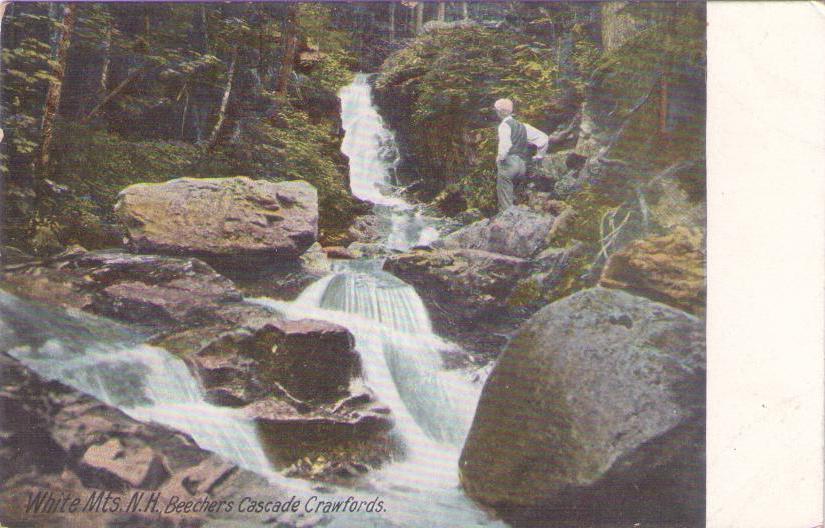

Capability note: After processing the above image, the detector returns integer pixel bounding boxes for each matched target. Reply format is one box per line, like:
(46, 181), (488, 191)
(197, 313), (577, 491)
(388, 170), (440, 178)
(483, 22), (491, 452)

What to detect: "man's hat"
(494, 98), (513, 113)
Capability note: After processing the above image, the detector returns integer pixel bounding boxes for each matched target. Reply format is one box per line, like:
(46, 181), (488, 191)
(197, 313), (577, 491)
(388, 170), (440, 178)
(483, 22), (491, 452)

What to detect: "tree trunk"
(192, 5), (209, 54)
(415, 2), (424, 34)
(47, 3), (63, 58)
(275, 4), (298, 96)
(659, 77), (669, 133)
(462, 2), (469, 19)
(81, 66), (146, 124)
(99, 19), (112, 95)
(389, 2), (396, 41)
(207, 46), (238, 149)
(437, 2), (446, 22)
(36, 3), (78, 176)
(600, 1), (643, 53)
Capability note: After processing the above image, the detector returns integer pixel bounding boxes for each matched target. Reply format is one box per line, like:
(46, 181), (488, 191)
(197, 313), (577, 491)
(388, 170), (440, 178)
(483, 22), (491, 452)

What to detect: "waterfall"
(0, 291), (277, 478)
(0, 74), (502, 527)
(253, 74), (481, 487)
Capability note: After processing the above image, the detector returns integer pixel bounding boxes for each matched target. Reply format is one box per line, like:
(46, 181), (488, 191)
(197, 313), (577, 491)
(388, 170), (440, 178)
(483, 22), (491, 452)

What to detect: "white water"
(0, 292), (277, 478)
(248, 74), (500, 526)
(340, 74), (441, 252)
(0, 74), (501, 527)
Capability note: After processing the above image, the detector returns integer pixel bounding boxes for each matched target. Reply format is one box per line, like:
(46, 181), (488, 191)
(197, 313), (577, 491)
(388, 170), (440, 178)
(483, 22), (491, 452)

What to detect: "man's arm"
(524, 122), (549, 158)
(497, 121), (511, 162)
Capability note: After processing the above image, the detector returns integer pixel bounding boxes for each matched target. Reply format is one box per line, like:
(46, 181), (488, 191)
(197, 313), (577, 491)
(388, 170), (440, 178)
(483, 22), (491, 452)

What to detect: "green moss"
(376, 26), (565, 213)
(43, 100), (362, 249)
(508, 277), (544, 308)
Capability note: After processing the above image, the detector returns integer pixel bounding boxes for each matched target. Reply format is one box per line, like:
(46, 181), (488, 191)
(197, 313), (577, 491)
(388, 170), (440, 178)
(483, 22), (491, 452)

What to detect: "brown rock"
(322, 246), (355, 259)
(2, 250), (242, 328)
(0, 354), (304, 527)
(198, 317), (359, 403)
(115, 177), (318, 266)
(383, 248), (533, 358)
(600, 226), (706, 315)
(78, 438), (170, 490)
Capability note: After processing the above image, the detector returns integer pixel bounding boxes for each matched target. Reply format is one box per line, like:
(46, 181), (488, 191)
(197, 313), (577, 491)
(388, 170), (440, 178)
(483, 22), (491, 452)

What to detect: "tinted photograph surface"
(0, 2), (706, 527)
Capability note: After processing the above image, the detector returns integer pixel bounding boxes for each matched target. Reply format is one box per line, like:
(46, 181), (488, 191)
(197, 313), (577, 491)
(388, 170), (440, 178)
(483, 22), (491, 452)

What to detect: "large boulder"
(459, 287), (705, 524)
(2, 249), (242, 328)
(152, 314), (396, 482)
(196, 317), (360, 403)
(116, 177), (318, 266)
(384, 248), (532, 358)
(435, 206), (556, 259)
(600, 226), (705, 315)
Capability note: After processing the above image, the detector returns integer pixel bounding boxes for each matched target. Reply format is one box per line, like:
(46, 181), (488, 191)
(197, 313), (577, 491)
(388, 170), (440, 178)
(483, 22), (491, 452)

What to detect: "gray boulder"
(459, 287), (705, 524)
(436, 206), (555, 259)
(116, 177), (318, 267)
(384, 248), (532, 358)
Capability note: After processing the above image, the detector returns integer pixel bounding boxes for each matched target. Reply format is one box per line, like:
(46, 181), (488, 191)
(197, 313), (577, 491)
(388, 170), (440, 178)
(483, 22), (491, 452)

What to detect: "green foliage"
(296, 4), (356, 93)
(376, 26), (566, 213)
(592, 4), (706, 199)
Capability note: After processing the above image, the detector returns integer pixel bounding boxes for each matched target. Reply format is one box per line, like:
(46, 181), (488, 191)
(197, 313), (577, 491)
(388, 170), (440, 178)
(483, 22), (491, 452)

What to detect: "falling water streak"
(252, 75), (483, 490)
(0, 292), (279, 479)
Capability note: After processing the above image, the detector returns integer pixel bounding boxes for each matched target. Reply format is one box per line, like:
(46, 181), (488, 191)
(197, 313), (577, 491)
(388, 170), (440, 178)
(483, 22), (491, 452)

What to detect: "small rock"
(78, 439), (170, 490)
(436, 206), (556, 259)
(323, 246), (355, 260)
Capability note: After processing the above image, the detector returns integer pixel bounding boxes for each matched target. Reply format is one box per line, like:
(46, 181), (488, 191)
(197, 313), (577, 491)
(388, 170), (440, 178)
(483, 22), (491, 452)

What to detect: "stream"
(0, 74), (502, 527)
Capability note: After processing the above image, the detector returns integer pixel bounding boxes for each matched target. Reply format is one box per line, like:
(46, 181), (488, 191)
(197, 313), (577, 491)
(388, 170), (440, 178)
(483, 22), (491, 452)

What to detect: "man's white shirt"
(496, 116), (549, 162)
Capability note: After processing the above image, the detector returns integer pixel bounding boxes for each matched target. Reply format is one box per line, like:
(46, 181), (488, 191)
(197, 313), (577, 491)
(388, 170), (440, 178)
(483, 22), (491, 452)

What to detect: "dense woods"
(2, 2), (704, 261)
(2, 2), (374, 252)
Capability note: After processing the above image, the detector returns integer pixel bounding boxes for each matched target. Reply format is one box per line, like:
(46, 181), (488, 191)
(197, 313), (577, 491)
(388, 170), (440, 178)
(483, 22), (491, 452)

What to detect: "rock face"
(5, 250), (240, 326)
(0, 354), (319, 527)
(229, 242), (331, 301)
(197, 317), (360, 403)
(435, 206), (555, 259)
(600, 226), (706, 315)
(116, 177), (318, 266)
(2, 249), (242, 328)
(459, 288), (705, 524)
(384, 248), (532, 358)
(153, 314), (395, 482)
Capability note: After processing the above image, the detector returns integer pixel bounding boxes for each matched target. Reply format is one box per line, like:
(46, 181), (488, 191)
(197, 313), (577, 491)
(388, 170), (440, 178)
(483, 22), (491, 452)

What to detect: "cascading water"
(339, 74), (440, 252)
(0, 291), (276, 478)
(0, 74), (502, 527)
(251, 74), (502, 526)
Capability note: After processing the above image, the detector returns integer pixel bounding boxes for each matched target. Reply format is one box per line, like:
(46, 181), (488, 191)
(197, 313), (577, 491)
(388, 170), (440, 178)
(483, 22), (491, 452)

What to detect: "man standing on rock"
(494, 98), (549, 212)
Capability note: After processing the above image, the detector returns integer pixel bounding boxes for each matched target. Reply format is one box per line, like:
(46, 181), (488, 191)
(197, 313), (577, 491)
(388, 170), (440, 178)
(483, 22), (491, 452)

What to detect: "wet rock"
(247, 398), (392, 444)
(116, 177), (318, 267)
(600, 226), (705, 315)
(77, 438), (170, 490)
(346, 214), (389, 244)
(435, 206), (556, 259)
(2, 249), (242, 328)
(459, 287), (705, 524)
(198, 317), (359, 404)
(346, 242), (395, 259)
(0, 353), (302, 527)
(323, 246), (356, 260)
(384, 248), (532, 358)
(228, 242), (330, 301)
(153, 314), (397, 480)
